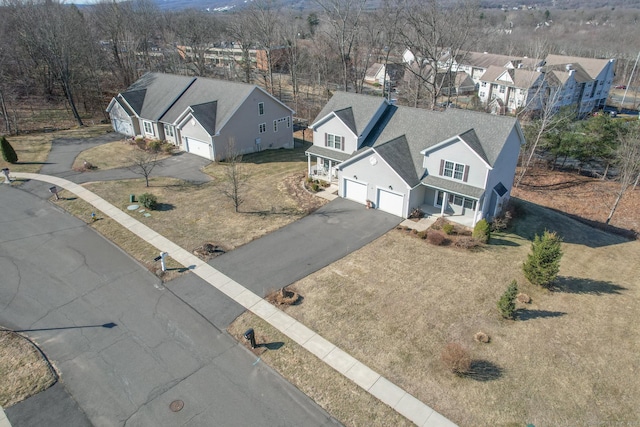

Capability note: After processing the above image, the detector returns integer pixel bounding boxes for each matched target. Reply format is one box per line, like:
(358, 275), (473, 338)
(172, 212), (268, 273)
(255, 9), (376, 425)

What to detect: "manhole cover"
(169, 400), (184, 412)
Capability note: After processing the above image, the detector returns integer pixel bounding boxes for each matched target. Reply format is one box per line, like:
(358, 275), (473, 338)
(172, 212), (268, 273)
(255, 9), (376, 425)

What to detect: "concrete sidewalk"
(10, 173), (457, 427)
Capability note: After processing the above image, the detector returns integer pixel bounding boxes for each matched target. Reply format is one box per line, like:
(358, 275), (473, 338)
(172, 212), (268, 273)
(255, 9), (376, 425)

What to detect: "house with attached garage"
(306, 92), (525, 226)
(106, 72), (294, 161)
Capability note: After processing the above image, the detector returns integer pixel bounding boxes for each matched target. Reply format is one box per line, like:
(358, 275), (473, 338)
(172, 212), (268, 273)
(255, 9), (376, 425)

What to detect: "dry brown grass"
(0, 125), (112, 174)
(227, 313), (412, 427)
(54, 142), (322, 277)
(269, 201), (640, 426)
(71, 140), (172, 171)
(512, 167), (640, 233)
(0, 331), (56, 407)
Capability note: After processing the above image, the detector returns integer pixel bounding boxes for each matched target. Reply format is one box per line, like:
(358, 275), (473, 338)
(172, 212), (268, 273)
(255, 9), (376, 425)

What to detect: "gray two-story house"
(107, 73), (294, 161)
(306, 92), (526, 226)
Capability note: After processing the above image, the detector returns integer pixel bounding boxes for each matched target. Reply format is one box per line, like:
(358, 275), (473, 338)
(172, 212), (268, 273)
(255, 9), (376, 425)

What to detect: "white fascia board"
(311, 112), (357, 139)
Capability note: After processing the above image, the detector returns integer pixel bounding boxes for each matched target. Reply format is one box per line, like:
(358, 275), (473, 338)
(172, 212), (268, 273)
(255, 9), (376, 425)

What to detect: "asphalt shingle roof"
(190, 101), (218, 135)
(160, 76), (256, 131)
(306, 145), (353, 162)
(312, 92), (387, 137)
(122, 73), (196, 120)
(118, 73), (292, 137)
(544, 54), (612, 80)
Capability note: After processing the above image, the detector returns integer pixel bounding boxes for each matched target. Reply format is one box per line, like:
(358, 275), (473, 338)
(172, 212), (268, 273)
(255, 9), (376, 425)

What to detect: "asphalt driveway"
(209, 197), (402, 295)
(21, 132), (212, 199)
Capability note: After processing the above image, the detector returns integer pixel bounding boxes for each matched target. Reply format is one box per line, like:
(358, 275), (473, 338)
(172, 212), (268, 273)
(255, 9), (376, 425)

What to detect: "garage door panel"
(377, 189), (404, 217)
(343, 179), (367, 204)
(186, 137), (211, 159)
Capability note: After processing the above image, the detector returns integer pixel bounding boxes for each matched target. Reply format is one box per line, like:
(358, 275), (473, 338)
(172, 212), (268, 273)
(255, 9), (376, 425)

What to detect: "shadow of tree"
(156, 203), (175, 211)
(515, 309), (566, 321)
(554, 276), (626, 295)
(488, 237), (520, 247)
(464, 360), (503, 382)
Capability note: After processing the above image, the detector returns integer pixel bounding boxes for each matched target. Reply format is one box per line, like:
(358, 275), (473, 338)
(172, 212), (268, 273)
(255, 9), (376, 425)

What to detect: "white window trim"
(259, 122), (266, 133)
(443, 160), (466, 181)
(326, 133), (343, 151)
(143, 120), (154, 136)
(258, 102), (264, 115)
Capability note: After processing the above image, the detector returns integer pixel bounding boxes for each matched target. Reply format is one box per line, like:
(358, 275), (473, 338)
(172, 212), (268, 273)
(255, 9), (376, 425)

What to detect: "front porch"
(305, 145), (351, 184)
(416, 203), (476, 229)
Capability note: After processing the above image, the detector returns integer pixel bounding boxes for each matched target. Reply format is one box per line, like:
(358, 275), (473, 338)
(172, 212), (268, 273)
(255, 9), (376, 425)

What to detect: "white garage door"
(186, 137), (211, 159)
(113, 119), (133, 137)
(377, 188), (404, 217)
(343, 178), (367, 204)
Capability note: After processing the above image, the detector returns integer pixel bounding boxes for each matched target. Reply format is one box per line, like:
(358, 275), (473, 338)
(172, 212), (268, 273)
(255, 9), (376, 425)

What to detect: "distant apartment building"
(176, 43), (287, 73)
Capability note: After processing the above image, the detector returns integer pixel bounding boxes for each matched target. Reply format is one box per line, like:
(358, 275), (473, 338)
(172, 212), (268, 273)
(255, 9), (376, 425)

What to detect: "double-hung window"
(440, 160), (468, 182)
(325, 133), (342, 150)
(259, 123), (266, 133)
(258, 102), (264, 115)
(143, 121), (154, 136)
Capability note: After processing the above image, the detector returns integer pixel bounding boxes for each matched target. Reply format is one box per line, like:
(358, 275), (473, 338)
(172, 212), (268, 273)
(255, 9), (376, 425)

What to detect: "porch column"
(307, 154), (311, 177)
(472, 195), (482, 227)
(328, 160), (333, 181)
(440, 191), (447, 217)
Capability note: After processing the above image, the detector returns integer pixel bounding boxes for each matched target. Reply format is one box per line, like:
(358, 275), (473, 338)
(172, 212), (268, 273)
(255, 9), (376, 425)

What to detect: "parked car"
(614, 85), (627, 90)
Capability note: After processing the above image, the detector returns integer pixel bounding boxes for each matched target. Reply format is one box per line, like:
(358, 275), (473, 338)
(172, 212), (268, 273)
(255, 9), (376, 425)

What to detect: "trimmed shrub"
(311, 182), (319, 192)
(474, 332), (490, 343)
(138, 193), (158, 210)
(516, 293), (531, 304)
(472, 218), (490, 243)
(441, 343), (471, 375)
(417, 230), (428, 239)
(454, 236), (482, 250)
(442, 223), (455, 235)
(147, 139), (162, 153)
(497, 280), (518, 319)
(408, 207), (424, 219)
(163, 143), (175, 154)
(1, 135), (18, 163)
(523, 230), (563, 288)
(427, 231), (446, 246)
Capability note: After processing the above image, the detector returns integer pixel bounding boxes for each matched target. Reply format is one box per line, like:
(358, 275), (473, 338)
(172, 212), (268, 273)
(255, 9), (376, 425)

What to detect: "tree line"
(1, 0), (640, 135)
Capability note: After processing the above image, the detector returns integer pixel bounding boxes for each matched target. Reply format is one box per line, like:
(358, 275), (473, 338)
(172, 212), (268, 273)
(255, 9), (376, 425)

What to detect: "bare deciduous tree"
(398, 0), (480, 109)
(606, 123), (640, 224)
(221, 139), (247, 213)
(314, 0), (368, 92)
(129, 150), (160, 187)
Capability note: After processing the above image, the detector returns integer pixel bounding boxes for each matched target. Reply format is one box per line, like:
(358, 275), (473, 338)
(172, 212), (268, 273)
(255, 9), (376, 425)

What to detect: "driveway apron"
(209, 197), (402, 296)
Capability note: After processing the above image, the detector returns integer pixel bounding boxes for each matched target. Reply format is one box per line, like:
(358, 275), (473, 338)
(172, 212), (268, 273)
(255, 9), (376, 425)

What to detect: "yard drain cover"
(170, 400), (184, 412)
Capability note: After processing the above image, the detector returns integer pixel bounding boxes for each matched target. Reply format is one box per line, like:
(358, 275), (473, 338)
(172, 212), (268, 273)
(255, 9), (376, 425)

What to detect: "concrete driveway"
(209, 197), (402, 296)
(0, 186), (340, 427)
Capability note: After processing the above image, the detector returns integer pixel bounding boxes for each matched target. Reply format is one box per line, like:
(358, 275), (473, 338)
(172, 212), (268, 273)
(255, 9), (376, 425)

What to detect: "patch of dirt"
(266, 287), (302, 306)
(193, 242), (227, 261)
(282, 172), (328, 214)
(512, 168), (640, 236)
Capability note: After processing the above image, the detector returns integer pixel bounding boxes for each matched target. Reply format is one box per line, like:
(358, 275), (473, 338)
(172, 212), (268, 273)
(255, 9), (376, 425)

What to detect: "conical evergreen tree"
(523, 230), (563, 288)
(1, 136), (18, 164)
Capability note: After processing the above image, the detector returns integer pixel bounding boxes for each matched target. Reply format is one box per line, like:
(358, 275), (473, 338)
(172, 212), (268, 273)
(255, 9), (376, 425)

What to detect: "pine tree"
(0, 135), (18, 164)
(497, 280), (518, 319)
(523, 230), (563, 288)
